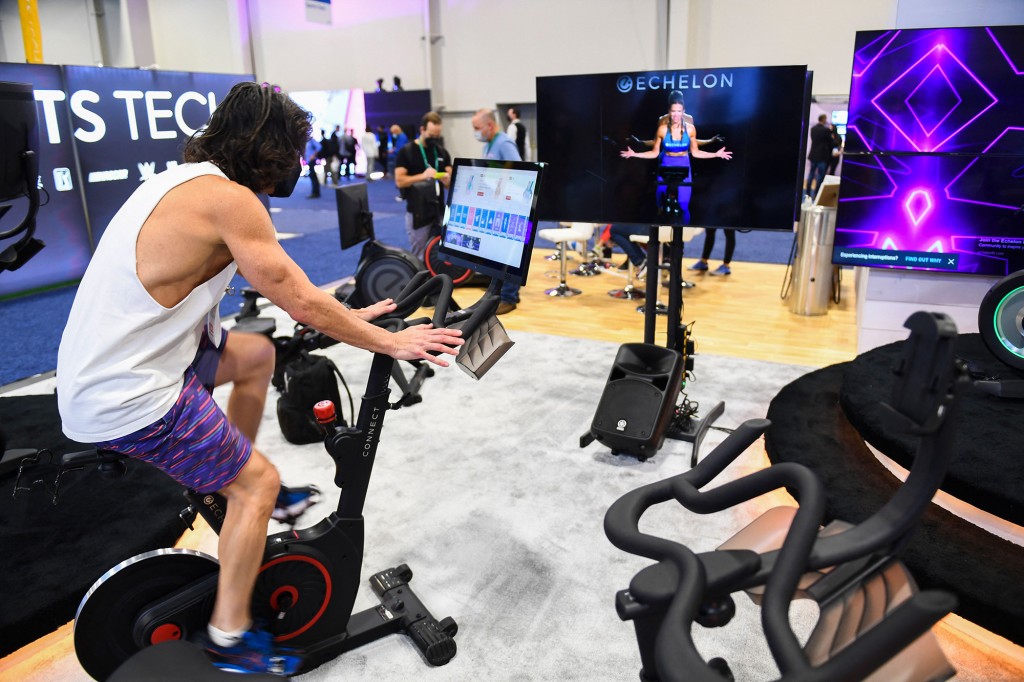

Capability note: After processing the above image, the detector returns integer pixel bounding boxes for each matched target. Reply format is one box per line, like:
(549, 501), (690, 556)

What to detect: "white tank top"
(57, 161), (237, 442)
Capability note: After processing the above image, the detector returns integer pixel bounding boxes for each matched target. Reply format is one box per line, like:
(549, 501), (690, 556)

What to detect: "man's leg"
(308, 162), (320, 198)
(209, 448), (280, 633)
(610, 224), (646, 266)
(722, 229), (736, 264)
(809, 161), (827, 197)
(215, 331), (275, 443)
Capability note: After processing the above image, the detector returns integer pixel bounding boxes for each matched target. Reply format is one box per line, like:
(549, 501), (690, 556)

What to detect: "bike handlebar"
(603, 416), (950, 681)
(277, 272), (500, 364)
(376, 271), (501, 349)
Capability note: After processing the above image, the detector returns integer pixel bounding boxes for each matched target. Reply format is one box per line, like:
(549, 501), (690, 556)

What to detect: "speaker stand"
(666, 400), (725, 467)
(641, 223), (725, 467)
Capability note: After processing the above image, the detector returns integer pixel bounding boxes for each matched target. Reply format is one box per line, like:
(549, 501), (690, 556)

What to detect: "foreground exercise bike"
(71, 271), (507, 680)
(605, 311), (965, 681)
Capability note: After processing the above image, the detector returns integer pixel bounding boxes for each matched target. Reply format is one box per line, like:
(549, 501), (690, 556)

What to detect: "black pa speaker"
(590, 343), (684, 460)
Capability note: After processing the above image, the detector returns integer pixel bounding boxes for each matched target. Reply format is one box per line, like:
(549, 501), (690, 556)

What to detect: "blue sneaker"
(272, 484), (320, 524)
(201, 628), (303, 675)
(688, 261), (708, 271)
(710, 264), (731, 276)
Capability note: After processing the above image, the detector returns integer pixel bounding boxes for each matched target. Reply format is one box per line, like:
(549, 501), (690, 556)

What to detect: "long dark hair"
(183, 82), (311, 192)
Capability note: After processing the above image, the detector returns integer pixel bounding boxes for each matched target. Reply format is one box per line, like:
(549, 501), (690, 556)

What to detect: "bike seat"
(107, 640), (285, 681)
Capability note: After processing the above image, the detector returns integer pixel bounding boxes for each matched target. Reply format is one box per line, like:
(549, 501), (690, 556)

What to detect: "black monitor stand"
(640, 221), (724, 467)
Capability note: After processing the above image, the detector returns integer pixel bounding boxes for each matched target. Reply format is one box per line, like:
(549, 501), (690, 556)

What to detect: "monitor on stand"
(436, 158), (546, 379)
(438, 158), (547, 290)
(335, 183), (374, 250)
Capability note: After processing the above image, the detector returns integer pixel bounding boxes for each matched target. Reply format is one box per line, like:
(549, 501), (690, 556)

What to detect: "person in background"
(394, 112), (452, 259)
(806, 113), (832, 198)
(827, 122), (843, 177)
(339, 127), (358, 179)
(688, 228), (736, 276)
(55, 82), (464, 675)
(506, 106), (529, 161)
(609, 223), (648, 279)
(361, 126), (379, 180)
(304, 132), (321, 198)
(474, 108), (520, 162)
(323, 125), (341, 185)
(472, 108), (523, 314)
(376, 125), (389, 175)
(387, 124), (408, 179)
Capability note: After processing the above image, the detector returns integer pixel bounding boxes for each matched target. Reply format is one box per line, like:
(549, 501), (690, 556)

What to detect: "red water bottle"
(314, 400), (336, 435)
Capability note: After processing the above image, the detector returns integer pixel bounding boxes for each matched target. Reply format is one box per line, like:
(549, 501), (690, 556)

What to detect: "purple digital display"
(847, 26), (1024, 154)
(834, 154), (1024, 275)
(834, 26), (1024, 277)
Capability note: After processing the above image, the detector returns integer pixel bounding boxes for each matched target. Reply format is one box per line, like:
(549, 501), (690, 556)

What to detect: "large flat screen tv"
(439, 158), (546, 286)
(833, 26), (1024, 277)
(845, 26), (1024, 155)
(536, 65), (811, 229)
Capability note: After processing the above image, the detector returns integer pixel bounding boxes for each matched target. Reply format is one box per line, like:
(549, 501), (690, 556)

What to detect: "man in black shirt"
(339, 127), (358, 178)
(806, 114), (832, 198)
(323, 125), (341, 185)
(394, 111), (452, 259)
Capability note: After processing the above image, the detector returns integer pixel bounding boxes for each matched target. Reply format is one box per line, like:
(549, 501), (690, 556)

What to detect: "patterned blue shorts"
(96, 332), (252, 493)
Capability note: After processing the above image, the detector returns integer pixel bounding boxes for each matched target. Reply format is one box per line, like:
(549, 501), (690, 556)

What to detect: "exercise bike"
(71, 271), (506, 680)
(605, 311), (965, 681)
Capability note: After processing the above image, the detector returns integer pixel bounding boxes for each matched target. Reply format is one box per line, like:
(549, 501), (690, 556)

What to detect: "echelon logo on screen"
(616, 71), (735, 94)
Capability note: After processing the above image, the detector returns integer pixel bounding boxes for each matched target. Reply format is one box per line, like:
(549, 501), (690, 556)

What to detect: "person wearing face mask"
(394, 111), (453, 259)
(55, 83), (465, 674)
(472, 108), (520, 162)
(471, 108), (524, 314)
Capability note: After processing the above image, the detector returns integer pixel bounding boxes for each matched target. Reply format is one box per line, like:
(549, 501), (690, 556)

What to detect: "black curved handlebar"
(381, 270), (501, 345)
(604, 407), (954, 681)
(276, 272), (500, 365)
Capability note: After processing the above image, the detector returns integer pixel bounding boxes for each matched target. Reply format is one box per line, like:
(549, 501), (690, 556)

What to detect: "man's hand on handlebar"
(391, 324), (463, 367)
(352, 298), (398, 322)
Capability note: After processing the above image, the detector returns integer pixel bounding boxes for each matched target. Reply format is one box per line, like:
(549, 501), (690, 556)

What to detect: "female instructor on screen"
(620, 90), (732, 223)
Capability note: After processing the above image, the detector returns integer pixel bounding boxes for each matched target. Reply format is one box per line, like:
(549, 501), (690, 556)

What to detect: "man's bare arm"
(215, 185), (462, 364)
(395, 164), (437, 189)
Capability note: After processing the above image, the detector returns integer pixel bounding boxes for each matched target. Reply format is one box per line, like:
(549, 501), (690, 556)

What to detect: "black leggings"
(701, 228), (735, 263)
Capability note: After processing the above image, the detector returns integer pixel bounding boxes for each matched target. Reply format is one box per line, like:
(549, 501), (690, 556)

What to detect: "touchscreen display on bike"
(438, 158), (546, 286)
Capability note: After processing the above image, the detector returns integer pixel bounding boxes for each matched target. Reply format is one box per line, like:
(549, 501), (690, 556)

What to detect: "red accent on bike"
(150, 623), (182, 644)
(313, 400), (335, 423)
(270, 585), (300, 611)
(259, 554), (333, 641)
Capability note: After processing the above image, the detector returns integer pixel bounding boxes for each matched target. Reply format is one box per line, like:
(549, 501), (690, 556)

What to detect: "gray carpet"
(241, 316), (817, 680)
(8, 319), (1021, 680)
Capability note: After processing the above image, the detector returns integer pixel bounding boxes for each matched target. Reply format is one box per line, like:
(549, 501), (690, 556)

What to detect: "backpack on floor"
(276, 351), (352, 444)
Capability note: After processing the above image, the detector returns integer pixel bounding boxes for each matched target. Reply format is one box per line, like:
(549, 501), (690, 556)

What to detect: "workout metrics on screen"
(443, 166), (537, 269)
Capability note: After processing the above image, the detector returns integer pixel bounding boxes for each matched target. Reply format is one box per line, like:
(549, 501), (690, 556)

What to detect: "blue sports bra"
(662, 127), (690, 153)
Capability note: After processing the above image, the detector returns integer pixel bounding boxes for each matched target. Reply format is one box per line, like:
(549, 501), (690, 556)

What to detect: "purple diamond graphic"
(905, 65), (961, 138)
(988, 27), (1024, 75)
(853, 30), (901, 78)
(871, 45), (997, 152)
(947, 128), (1024, 209)
(904, 189), (934, 227)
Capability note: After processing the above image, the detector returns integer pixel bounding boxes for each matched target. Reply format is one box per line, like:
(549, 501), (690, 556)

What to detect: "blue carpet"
(0, 177), (795, 386)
